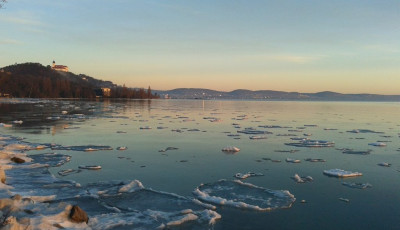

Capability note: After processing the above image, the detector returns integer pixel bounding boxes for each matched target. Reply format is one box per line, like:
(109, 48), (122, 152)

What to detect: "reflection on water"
(1, 99), (400, 230)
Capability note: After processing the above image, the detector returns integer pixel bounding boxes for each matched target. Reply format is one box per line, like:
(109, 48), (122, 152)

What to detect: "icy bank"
(0, 134), (221, 229)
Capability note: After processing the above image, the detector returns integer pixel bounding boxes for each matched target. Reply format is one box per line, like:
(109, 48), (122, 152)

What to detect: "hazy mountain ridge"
(155, 89), (400, 101)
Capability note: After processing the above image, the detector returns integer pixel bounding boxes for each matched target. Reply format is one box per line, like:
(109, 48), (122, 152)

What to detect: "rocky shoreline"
(0, 135), (90, 229)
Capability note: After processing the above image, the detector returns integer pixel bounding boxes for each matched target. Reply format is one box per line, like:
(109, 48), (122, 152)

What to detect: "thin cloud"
(0, 39), (22, 45)
(362, 44), (399, 54)
(245, 54), (325, 64)
(0, 15), (42, 26)
(146, 1), (201, 16)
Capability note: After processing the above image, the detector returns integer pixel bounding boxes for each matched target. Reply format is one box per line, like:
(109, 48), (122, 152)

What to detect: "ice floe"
(258, 125), (291, 129)
(286, 158), (301, 163)
(304, 158), (326, 162)
(58, 169), (81, 176)
(79, 165), (102, 170)
(347, 129), (384, 134)
(323, 169), (362, 178)
(221, 146), (240, 153)
(237, 128), (272, 135)
(274, 150), (299, 153)
(342, 182), (372, 189)
(285, 139), (335, 147)
(234, 172), (264, 179)
(158, 147), (179, 152)
(368, 142), (387, 147)
(52, 145), (113, 151)
(249, 135), (267, 140)
(291, 174), (313, 183)
(377, 162), (391, 167)
(193, 180), (295, 211)
(29, 153), (71, 167)
(338, 198), (350, 203)
(341, 149), (372, 155)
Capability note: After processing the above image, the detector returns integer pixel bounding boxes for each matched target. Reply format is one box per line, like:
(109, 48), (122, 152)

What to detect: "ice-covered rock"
(69, 205), (89, 223)
(0, 168), (5, 183)
(10, 157), (25, 164)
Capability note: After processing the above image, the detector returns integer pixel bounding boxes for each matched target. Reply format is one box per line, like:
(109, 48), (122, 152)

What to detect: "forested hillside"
(0, 63), (158, 99)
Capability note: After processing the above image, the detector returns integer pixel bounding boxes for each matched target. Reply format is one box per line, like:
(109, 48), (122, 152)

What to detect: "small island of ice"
(323, 169), (362, 178)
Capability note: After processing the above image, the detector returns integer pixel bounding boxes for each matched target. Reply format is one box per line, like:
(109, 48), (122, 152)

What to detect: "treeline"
(0, 63), (159, 99)
(111, 85), (157, 99)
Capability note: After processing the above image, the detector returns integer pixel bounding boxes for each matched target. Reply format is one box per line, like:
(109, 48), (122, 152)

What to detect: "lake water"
(1, 99), (400, 229)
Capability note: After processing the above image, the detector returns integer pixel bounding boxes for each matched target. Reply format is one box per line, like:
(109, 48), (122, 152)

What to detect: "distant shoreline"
(153, 88), (400, 102)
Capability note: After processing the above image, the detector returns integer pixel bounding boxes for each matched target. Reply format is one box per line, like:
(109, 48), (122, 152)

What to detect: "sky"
(0, 0), (399, 94)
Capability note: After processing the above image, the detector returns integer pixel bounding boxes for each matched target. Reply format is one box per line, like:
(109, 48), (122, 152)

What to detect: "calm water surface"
(1, 99), (399, 229)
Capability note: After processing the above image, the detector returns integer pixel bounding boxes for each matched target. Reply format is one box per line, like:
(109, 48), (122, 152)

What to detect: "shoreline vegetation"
(0, 63), (159, 99)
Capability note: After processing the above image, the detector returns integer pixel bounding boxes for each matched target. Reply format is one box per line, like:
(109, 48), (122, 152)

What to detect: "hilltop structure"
(51, 60), (69, 72)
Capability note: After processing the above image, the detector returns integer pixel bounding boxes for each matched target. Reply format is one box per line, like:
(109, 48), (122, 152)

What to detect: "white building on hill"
(51, 60), (69, 72)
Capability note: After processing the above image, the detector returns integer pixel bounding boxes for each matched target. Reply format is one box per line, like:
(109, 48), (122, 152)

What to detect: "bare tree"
(0, 0), (7, 9)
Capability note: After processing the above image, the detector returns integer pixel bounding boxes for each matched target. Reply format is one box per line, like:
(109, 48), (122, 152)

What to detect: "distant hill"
(154, 88), (400, 101)
(0, 63), (158, 99)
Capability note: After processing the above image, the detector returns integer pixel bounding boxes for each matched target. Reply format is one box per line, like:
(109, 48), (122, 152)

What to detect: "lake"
(1, 99), (399, 229)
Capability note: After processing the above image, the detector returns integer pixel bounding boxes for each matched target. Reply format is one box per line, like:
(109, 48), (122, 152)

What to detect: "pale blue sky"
(1, 0), (399, 94)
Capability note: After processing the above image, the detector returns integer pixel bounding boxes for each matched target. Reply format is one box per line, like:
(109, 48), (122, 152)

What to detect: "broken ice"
(193, 180), (295, 211)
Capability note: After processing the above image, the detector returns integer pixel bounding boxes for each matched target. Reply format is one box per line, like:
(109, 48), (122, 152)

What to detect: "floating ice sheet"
(347, 129), (384, 134)
(221, 146), (240, 153)
(29, 152), (71, 167)
(304, 158), (326, 162)
(291, 174), (313, 183)
(342, 149), (372, 155)
(193, 180), (295, 211)
(237, 128), (272, 135)
(342, 182), (372, 189)
(286, 158), (301, 163)
(234, 172), (264, 179)
(285, 139), (335, 147)
(51, 145), (113, 151)
(368, 142), (387, 147)
(323, 169), (362, 178)
(377, 162), (391, 167)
